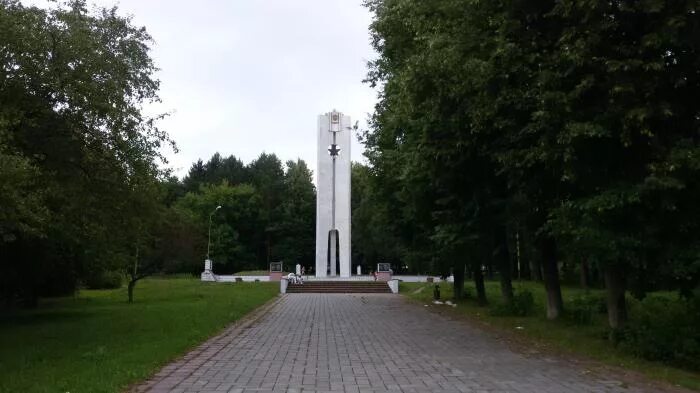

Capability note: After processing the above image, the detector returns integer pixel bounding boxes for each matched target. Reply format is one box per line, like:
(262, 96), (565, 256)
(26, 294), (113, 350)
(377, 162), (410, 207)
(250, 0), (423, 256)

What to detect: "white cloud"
(23, 0), (378, 181)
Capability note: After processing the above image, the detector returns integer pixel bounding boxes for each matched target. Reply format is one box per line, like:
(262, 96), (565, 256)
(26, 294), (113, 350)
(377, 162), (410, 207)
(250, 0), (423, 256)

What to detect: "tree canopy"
(0, 0), (171, 304)
(0, 1), (317, 304)
(362, 0), (700, 328)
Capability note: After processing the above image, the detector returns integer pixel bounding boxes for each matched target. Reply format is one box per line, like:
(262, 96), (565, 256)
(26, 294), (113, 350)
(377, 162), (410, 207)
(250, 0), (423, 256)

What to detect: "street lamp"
(207, 205), (222, 260)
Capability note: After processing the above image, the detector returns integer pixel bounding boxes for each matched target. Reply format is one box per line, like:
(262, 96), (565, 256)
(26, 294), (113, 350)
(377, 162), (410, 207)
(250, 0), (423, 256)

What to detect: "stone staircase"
(286, 281), (392, 294)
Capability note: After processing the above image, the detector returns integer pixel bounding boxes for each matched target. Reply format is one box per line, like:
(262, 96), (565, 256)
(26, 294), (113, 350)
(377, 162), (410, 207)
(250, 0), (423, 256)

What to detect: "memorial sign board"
(270, 262), (283, 272)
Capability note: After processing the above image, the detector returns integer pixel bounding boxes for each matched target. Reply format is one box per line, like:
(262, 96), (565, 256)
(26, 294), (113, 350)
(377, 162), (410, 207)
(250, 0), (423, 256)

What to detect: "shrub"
(621, 295), (700, 370)
(456, 286), (472, 300)
(84, 271), (123, 289)
(513, 289), (535, 316)
(567, 293), (606, 325)
(489, 288), (535, 317)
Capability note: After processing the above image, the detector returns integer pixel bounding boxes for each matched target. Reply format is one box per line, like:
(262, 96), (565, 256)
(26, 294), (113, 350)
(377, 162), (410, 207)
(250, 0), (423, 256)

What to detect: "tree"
(0, 0), (171, 305)
(183, 159), (207, 193)
(248, 153), (285, 264)
(175, 182), (263, 273)
(364, 0), (700, 330)
(541, 0), (700, 329)
(175, 154), (316, 274)
(183, 154), (249, 193)
(121, 176), (164, 303)
(0, 133), (48, 242)
(276, 160), (316, 268)
(351, 163), (405, 274)
(363, 0), (517, 304)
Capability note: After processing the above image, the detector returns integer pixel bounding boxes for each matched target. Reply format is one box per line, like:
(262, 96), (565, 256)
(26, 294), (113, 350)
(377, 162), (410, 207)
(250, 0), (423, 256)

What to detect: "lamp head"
(216, 205), (222, 210)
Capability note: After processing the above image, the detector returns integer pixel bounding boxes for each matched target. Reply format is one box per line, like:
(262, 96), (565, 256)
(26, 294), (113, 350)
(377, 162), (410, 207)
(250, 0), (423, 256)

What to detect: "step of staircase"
(286, 281), (391, 294)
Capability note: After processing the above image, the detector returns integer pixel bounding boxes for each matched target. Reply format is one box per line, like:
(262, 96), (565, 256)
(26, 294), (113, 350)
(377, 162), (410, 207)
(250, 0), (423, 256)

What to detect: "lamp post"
(207, 205), (222, 260)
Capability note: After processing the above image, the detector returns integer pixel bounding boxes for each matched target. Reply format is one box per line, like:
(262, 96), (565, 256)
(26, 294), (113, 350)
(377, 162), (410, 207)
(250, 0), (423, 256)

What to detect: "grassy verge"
(401, 280), (700, 391)
(0, 277), (278, 393)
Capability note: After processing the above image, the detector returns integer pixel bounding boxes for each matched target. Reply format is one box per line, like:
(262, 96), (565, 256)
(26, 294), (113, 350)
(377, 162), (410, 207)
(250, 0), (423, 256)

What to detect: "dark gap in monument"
(335, 231), (340, 276)
(326, 229), (340, 276)
(327, 231), (331, 275)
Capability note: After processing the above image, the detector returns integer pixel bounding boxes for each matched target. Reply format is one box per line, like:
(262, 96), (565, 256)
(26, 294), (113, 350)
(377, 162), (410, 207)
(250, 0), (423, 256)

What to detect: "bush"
(455, 286), (472, 299)
(84, 271), (123, 289)
(489, 288), (535, 317)
(621, 296), (700, 370)
(567, 293), (606, 325)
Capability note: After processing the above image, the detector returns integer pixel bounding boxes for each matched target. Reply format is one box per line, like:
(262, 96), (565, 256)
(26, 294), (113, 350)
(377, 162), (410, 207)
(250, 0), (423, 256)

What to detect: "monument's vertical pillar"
(315, 110), (351, 278)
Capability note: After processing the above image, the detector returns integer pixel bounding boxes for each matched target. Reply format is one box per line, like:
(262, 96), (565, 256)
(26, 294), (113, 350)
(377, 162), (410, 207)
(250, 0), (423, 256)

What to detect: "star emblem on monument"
(328, 144), (341, 157)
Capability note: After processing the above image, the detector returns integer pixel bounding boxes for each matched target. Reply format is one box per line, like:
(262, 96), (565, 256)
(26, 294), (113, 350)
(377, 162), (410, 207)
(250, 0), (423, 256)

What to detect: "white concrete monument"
(201, 259), (216, 281)
(315, 110), (351, 278)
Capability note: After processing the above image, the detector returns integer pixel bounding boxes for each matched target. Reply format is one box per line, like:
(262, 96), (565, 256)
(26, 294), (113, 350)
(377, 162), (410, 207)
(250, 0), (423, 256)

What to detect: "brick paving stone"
(138, 294), (674, 393)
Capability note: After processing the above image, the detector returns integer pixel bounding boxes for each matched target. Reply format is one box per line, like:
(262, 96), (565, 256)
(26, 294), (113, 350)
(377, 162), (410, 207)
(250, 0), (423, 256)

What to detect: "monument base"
(376, 272), (392, 281)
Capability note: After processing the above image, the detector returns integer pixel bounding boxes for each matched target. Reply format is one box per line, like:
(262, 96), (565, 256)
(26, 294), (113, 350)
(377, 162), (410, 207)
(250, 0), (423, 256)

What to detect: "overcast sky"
(27, 0), (378, 180)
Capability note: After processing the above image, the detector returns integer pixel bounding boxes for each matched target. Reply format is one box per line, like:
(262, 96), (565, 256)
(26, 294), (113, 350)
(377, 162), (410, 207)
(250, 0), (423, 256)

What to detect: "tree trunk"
(530, 256), (542, 282)
(580, 259), (590, 289)
(472, 262), (487, 306)
(604, 264), (627, 331)
(129, 244), (140, 303)
(591, 261), (602, 288)
(486, 260), (494, 280)
(453, 260), (465, 299)
(520, 252), (530, 280)
(495, 227), (513, 303)
(630, 260), (647, 300)
(541, 236), (563, 319)
(515, 229), (530, 280)
(128, 279), (136, 303)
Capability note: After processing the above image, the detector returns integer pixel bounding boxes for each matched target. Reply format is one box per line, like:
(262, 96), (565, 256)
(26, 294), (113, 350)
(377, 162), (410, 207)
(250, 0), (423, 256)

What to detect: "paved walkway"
(138, 294), (666, 393)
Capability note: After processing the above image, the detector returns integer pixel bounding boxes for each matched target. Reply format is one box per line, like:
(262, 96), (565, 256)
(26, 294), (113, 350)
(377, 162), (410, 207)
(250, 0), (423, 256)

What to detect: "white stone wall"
(202, 275), (450, 283)
(388, 279), (399, 294)
(280, 278), (288, 293)
(214, 275), (270, 282)
(315, 111), (352, 278)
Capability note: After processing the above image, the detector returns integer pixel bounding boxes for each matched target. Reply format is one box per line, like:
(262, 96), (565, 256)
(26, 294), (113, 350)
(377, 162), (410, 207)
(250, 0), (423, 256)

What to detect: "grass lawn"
(400, 280), (700, 391)
(0, 277), (278, 393)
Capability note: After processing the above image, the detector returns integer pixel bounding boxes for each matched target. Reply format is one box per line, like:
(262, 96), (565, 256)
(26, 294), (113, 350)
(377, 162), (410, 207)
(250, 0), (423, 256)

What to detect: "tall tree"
(542, 0), (700, 328)
(248, 153), (285, 264)
(175, 182), (262, 273)
(183, 159), (206, 193)
(0, 0), (171, 305)
(364, 0), (700, 328)
(276, 159), (316, 268)
(351, 163), (405, 274)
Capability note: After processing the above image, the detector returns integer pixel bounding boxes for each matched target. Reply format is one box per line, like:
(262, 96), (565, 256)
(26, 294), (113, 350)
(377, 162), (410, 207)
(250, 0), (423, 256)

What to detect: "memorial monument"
(315, 110), (351, 277)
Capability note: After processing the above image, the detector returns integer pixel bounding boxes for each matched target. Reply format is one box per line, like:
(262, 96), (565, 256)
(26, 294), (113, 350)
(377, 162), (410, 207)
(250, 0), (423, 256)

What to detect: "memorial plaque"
(377, 263), (391, 272)
(269, 262), (283, 272)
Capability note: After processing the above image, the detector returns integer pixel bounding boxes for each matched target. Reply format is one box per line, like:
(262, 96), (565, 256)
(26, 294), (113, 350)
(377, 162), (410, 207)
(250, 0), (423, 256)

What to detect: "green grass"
(0, 277), (279, 393)
(401, 280), (700, 391)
